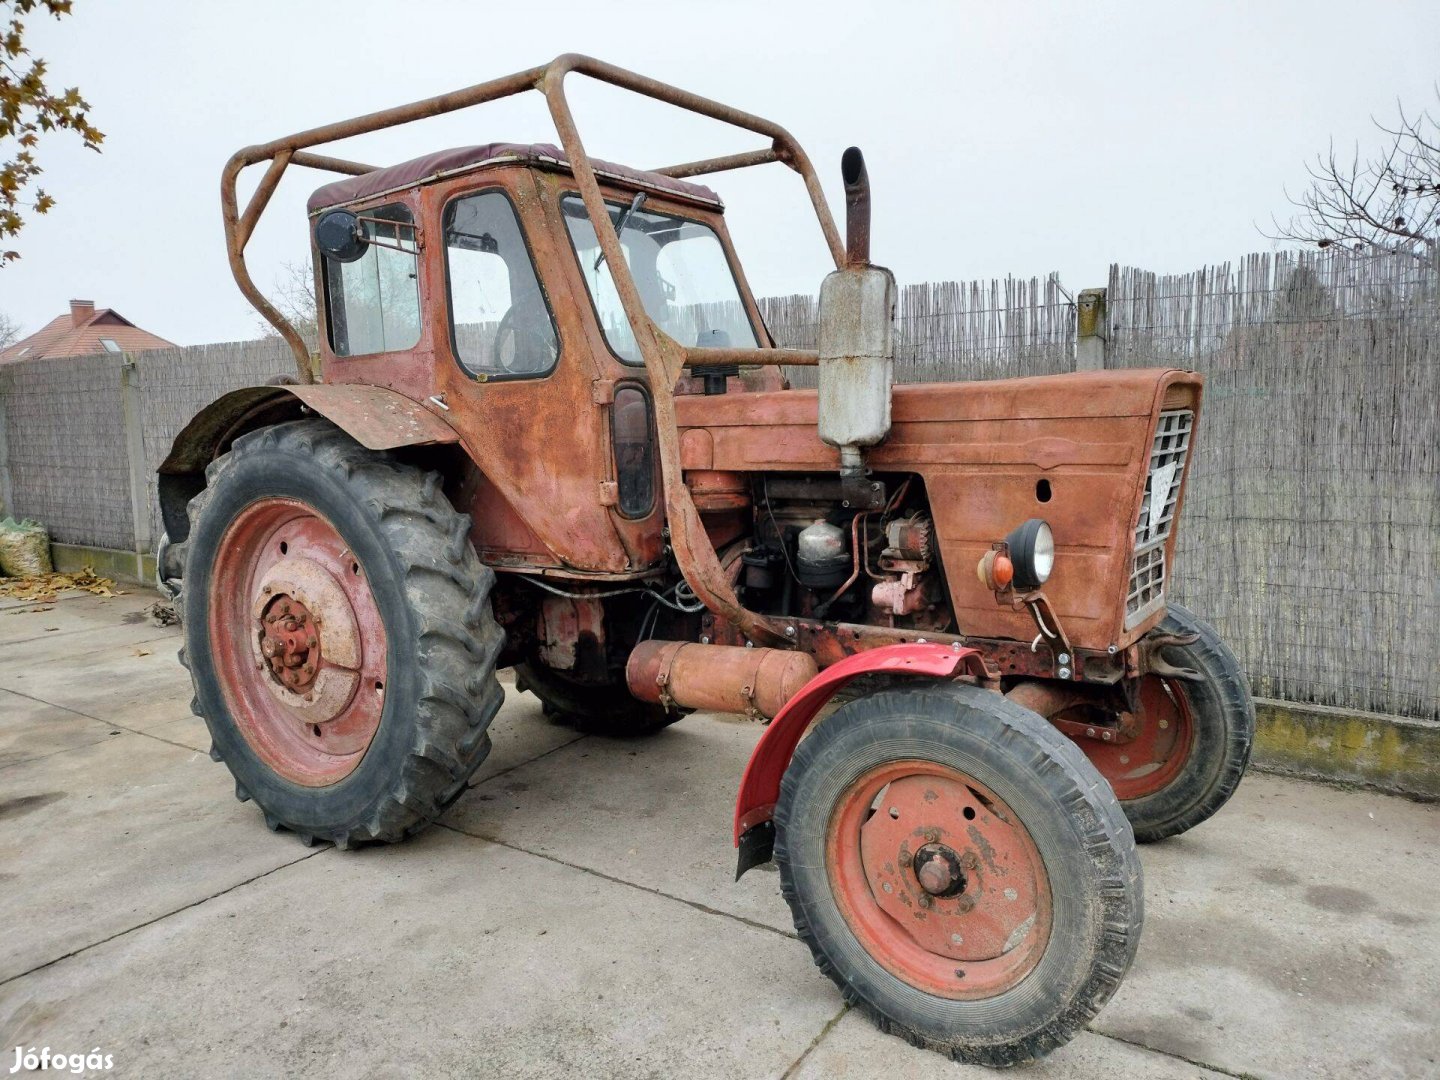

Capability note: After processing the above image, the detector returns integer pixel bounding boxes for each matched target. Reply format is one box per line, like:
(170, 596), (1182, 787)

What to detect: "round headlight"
(1004, 519), (1054, 590)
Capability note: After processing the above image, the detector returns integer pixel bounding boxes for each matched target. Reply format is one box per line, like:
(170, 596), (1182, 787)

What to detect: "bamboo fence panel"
(0, 250), (1434, 719)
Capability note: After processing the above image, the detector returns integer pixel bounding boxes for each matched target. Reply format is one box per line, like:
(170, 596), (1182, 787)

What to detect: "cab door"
(425, 169), (657, 575)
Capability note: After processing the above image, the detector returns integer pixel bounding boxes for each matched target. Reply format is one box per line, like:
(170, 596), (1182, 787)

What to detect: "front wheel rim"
(1082, 676), (1196, 801)
(825, 760), (1052, 1000)
(208, 498), (388, 787)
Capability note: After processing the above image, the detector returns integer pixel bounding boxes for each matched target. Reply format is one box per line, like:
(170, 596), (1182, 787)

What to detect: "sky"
(3, 0), (1439, 346)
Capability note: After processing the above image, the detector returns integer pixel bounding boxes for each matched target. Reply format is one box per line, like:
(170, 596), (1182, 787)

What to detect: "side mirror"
(314, 209), (368, 263)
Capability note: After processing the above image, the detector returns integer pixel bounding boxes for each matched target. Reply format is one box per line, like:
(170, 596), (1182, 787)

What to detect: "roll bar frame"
(220, 53), (841, 384)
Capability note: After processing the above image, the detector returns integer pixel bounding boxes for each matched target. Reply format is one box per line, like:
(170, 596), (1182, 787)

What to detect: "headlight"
(1005, 519), (1054, 590)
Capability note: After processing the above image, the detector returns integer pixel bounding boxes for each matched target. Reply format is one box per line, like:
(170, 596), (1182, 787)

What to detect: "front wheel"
(1080, 603), (1253, 842)
(775, 682), (1142, 1066)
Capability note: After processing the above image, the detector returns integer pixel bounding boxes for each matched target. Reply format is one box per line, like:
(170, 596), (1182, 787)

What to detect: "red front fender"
(732, 643), (986, 868)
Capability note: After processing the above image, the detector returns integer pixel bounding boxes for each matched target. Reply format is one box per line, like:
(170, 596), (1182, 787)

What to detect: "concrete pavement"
(1, 587), (1436, 1078)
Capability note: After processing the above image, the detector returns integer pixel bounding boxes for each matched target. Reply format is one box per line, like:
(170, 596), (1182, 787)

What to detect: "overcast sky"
(4, 0), (1439, 345)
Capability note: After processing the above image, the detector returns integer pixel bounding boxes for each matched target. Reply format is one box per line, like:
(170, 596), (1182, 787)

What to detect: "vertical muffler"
(817, 147), (896, 497)
(626, 640), (818, 720)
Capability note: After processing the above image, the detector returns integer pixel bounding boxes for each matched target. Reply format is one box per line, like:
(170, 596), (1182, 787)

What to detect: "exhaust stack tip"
(841, 146), (870, 267)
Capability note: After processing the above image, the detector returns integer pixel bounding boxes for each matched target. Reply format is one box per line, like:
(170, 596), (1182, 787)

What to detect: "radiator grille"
(1126, 409), (1194, 627)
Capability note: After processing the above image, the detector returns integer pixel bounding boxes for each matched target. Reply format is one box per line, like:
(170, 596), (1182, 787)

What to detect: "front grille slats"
(1125, 409), (1193, 628)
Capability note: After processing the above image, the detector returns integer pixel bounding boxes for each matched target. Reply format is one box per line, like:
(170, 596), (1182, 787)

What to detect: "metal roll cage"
(221, 53), (839, 382)
(221, 53), (850, 646)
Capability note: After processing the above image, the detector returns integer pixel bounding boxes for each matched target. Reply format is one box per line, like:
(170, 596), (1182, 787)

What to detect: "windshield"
(562, 194), (759, 365)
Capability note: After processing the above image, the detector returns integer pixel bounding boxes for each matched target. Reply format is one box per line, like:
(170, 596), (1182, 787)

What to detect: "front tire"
(182, 419), (504, 847)
(1080, 603), (1254, 842)
(775, 682), (1142, 1066)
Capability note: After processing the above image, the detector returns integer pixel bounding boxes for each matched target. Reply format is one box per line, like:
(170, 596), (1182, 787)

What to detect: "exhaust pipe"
(841, 146), (870, 268)
(626, 640), (818, 720)
(817, 145), (895, 494)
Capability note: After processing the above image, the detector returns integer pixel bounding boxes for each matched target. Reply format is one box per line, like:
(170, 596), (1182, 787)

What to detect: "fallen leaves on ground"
(0, 567), (123, 604)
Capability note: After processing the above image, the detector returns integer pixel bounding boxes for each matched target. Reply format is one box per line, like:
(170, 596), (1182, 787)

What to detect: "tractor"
(157, 55), (1253, 1066)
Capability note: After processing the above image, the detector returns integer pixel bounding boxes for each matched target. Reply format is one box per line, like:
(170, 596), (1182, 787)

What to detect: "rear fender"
(733, 642), (987, 879)
(157, 384), (459, 544)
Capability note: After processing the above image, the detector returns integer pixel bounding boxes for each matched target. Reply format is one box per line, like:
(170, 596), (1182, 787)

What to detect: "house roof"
(306, 142), (723, 214)
(0, 301), (177, 364)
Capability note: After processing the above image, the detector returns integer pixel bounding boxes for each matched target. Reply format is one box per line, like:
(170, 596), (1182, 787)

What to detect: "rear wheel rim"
(825, 760), (1052, 999)
(208, 498), (388, 787)
(1082, 676), (1195, 801)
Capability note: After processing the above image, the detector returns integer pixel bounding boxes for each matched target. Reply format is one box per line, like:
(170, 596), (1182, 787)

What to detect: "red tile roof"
(0, 300), (176, 363)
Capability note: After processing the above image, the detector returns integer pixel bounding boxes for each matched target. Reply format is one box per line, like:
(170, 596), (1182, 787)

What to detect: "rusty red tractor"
(158, 56), (1253, 1065)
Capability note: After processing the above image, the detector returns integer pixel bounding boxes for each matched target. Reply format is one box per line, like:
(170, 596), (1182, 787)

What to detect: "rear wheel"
(515, 660), (676, 737)
(775, 682), (1142, 1066)
(182, 419), (504, 846)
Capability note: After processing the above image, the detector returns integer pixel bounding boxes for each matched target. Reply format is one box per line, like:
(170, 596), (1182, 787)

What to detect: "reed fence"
(0, 249), (1434, 720)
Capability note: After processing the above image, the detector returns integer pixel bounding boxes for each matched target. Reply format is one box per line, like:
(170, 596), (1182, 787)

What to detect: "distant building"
(0, 299), (176, 363)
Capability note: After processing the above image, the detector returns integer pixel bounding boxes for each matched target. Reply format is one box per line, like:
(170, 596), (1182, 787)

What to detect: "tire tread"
(184, 419), (504, 847)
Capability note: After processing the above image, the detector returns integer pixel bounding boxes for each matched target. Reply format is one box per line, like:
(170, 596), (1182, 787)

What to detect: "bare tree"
(0, 310), (20, 348)
(1272, 92), (1440, 258)
(257, 259), (319, 351)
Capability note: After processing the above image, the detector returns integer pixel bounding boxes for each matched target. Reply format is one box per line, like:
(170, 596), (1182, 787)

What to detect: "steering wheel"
(494, 307), (556, 375)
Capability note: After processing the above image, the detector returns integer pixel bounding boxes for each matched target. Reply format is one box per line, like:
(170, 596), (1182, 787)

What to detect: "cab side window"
(324, 204), (421, 357)
(445, 191), (559, 379)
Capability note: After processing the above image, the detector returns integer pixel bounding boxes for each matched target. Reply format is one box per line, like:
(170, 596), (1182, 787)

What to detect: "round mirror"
(314, 209), (368, 263)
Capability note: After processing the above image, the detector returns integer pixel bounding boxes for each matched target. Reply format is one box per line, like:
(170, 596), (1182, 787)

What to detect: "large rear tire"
(182, 419), (504, 847)
(775, 682), (1142, 1066)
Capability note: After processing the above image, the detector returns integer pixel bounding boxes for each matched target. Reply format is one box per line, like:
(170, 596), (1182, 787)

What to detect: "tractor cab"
(306, 142), (771, 383)
(299, 142), (782, 579)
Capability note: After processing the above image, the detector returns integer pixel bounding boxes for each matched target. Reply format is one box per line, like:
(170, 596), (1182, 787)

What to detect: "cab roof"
(306, 142), (722, 214)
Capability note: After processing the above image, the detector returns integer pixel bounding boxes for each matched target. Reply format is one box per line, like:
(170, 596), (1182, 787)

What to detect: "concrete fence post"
(1075, 287), (1107, 370)
(119, 355), (151, 581)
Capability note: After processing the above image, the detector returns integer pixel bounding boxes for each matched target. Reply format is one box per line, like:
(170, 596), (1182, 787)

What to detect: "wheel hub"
(259, 594), (321, 693)
(245, 555), (364, 723)
(913, 843), (967, 898)
(840, 771), (1048, 979)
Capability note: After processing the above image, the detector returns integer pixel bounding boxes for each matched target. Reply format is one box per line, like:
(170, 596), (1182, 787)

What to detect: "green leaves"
(1, 0), (105, 264)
